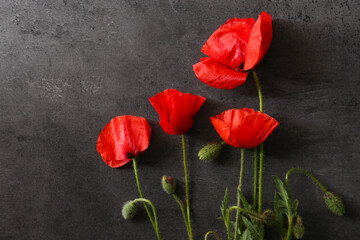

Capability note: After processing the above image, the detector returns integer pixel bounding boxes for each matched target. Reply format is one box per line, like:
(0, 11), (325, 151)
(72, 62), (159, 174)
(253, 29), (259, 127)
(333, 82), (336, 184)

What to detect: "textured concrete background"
(1, 0), (359, 239)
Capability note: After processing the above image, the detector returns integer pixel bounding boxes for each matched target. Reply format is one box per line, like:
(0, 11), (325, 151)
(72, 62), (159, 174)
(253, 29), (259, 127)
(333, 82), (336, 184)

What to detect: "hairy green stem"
(258, 143), (264, 215)
(182, 134), (194, 240)
(172, 194), (191, 238)
(205, 231), (222, 240)
(234, 148), (245, 240)
(253, 147), (258, 210)
(253, 70), (264, 218)
(133, 198), (162, 240)
(228, 206), (266, 221)
(132, 159), (156, 230)
(286, 168), (328, 200)
(285, 216), (293, 240)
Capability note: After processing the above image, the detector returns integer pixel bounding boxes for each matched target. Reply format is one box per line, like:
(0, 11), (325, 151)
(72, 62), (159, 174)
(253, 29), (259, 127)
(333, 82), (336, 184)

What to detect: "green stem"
(285, 216), (293, 240)
(133, 198), (162, 240)
(253, 70), (264, 218)
(228, 206), (266, 221)
(132, 159), (156, 230)
(252, 70), (263, 113)
(172, 194), (191, 238)
(253, 147), (258, 210)
(182, 134), (194, 240)
(234, 148), (245, 240)
(205, 231), (222, 240)
(221, 141), (227, 145)
(286, 168), (328, 200)
(258, 143), (264, 215)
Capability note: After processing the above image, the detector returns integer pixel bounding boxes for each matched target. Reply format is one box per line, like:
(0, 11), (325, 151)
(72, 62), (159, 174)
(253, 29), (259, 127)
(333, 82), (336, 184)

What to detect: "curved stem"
(182, 134), (194, 240)
(286, 168), (328, 200)
(132, 159), (156, 229)
(258, 143), (264, 215)
(253, 147), (258, 210)
(133, 198), (162, 240)
(252, 70), (263, 113)
(172, 194), (191, 238)
(234, 148), (245, 240)
(205, 231), (222, 240)
(221, 141), (227, 145)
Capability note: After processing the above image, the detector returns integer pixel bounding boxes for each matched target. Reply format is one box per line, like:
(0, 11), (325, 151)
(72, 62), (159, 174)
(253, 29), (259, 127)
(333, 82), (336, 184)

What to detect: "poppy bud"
(293, 216), (305, 239)
(161, 176), (176, 194)
(323, 192), (345, 216)
(261, 209), (275, 226)
(198, 142), (224, 161)
(122, 201), (137, 220)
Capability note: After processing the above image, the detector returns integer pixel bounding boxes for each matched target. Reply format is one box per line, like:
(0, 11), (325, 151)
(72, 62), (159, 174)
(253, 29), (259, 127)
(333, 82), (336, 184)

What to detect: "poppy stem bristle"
(182, 134), (194, 240)
(234, 148), (245, 240)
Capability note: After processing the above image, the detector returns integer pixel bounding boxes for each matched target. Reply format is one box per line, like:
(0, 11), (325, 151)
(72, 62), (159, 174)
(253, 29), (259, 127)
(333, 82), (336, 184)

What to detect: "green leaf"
(242, 216), (262, 240)
(221, 187), (229, 219)
(240, 229), (253, 240)
(238, 191), (252, 211)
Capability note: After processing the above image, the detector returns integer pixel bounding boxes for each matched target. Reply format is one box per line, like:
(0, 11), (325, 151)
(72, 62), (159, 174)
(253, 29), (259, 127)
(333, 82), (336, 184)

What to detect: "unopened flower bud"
(161, 176), (176, 194)
(122, 201), (137, 220)
(323, 192), (345, 216)
(292, 216), (305, 239)
(198, 142), (224, 161)
(261, 209), (275, 226)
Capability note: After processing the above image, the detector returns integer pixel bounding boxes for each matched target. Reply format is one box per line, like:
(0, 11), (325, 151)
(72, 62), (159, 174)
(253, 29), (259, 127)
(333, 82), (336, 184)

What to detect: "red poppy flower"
(149, 89), (206, 135)
(96, 115), (152, 168)
(193, 12), (272, 89)
(210, 108), (279, 148)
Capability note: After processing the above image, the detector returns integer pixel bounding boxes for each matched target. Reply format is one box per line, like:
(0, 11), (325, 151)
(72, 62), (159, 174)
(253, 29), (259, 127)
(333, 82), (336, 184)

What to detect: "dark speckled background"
(1, 0), (359, 239)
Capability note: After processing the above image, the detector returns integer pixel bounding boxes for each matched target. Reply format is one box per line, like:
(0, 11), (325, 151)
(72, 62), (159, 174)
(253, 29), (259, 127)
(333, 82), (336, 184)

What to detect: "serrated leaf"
(240, 229), (253, 240)
(242, 216), (262, 240)
(238, 191), (252, 211)
(221, 187), (229, 219)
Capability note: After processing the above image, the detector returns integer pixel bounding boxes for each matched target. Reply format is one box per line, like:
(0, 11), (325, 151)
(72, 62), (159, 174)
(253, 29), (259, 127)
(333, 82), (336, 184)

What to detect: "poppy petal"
(193, 57), (248, 89)
(210, 108), (279, 149)
(202, 18), (255, 68)
(149, 89), (206, 135)
(244, 12), (272, 71)
(96, 116), (152, 168)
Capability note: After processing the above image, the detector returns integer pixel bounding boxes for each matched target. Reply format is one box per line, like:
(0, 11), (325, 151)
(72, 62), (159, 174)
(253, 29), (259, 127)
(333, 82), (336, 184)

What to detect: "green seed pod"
(323, 192), (345, 216)
(121, 201), (137, 220)
(293, 216), (305, 239)
(198, 142), (224, 161)
(161, 176), (176, 194)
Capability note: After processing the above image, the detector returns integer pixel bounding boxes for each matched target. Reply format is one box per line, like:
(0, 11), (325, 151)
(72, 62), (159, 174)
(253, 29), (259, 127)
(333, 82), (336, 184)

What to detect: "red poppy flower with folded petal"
(96, 115), (152, 168)
(193, 12), (272, 89)
(210, 108), (279, 149)
(149, 89), (206, 135)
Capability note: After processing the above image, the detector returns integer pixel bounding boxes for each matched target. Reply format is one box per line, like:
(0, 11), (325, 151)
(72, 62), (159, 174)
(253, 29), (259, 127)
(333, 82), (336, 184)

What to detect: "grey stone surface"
(1, 0), (359, 239)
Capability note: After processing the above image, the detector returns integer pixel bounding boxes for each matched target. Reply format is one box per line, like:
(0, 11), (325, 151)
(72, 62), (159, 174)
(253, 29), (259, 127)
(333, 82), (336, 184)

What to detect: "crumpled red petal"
(193, 57), (248, 89)
(244, 12), (272, 70)
(149, 89), (206, 135)
(202, 18), (255, 68)
(210, 108), (279, 149)
(96, 115), (152, 168)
